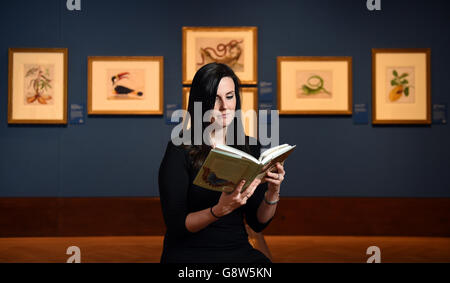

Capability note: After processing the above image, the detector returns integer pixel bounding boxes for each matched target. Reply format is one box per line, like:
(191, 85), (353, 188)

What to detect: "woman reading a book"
(158, 63), (286, 263)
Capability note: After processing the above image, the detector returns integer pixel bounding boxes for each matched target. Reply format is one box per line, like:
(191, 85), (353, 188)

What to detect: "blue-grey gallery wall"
(0, 0), (449, 197)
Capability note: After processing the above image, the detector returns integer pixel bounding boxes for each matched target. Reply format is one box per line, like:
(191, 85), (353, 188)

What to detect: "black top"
(158, 136), (273, 263)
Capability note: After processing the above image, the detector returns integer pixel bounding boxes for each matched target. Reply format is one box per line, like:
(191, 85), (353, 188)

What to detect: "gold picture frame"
(182, 26), (258, 85)
(372, 48), (431, 124)
(8, 48), (68, 124)
(88, 56), (163, 115)
(277, 56), (352, 115)
(182, 87), (258, 137)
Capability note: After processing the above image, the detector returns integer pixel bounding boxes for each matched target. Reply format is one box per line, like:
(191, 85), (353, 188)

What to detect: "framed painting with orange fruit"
(372, 49), (431, 124)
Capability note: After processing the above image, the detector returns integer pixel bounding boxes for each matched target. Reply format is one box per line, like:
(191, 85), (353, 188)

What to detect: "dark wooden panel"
(0, 198), (59, 237)
(58, 198), (165, 236)
(266, 198), (450, 236)
(1, 197), (449, 237)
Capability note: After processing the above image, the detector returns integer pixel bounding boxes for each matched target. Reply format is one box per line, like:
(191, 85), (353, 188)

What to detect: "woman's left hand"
(263, 162), (285, 193)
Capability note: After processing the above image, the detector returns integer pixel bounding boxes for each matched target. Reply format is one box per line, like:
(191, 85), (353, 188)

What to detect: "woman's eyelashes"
(216, 95), (234, 101)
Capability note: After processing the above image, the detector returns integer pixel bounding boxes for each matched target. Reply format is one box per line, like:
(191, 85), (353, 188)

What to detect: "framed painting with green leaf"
(372, 49), (431, 124)
(277, 56), (352, 115)
(8, 48), (68, 124)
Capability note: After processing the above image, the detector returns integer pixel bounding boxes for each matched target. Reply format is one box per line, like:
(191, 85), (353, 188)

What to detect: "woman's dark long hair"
(180, 63), (251, 170)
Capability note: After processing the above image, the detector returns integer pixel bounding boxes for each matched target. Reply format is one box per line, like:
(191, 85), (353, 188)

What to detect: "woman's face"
(213, 76), (236, 127)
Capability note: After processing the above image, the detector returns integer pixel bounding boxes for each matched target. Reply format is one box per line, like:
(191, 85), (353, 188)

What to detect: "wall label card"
(432, 104), (447, 125)
(165, 103), (181, 125)
(69, 103), (85, 124)
(259, 81), (273, 102)
(353, 103), (368, 125)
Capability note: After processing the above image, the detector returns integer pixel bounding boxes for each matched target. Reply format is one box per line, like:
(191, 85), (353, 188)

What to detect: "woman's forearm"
(256, 190), (279, 224)
(185, 206), (221, 233)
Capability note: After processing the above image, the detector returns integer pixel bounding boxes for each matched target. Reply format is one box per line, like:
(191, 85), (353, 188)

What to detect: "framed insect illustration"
(372, 49), (431, 124)
(88, 56), (163, 115)
(8, 48), (68, 124)
(182, 87), (258, 137)
(277, 56), (352, 115)
(182, 26), (258, 85)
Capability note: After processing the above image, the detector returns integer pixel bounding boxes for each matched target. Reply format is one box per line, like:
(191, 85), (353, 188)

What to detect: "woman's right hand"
(211, 178), (262, 218)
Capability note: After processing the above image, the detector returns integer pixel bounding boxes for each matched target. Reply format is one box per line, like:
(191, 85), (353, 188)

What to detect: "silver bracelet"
(264, 191), (280, 205)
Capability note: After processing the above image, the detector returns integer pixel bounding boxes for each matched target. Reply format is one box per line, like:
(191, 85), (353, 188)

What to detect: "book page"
(261, 145), (295, 165)
(214, 144), (259, 163)
(259, 144), (289, 162)
(257, 145), (296, 176)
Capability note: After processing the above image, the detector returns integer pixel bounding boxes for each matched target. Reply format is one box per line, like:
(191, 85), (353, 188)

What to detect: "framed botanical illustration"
(88, 56), (163, 115)
(182, 26), (257, 85)
(372, 49), (431, 124)
(8, 48), (68, 124)
(182, 87), (258, 137)
(277, 56), (352, 115)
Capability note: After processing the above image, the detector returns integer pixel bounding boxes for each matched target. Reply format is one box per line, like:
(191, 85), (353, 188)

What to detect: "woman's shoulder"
(160, 140), (192, 170)
(164, 139), (189, 154)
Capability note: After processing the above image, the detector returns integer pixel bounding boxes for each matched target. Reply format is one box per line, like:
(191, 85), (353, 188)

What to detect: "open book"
(193, 143), (296, 193)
